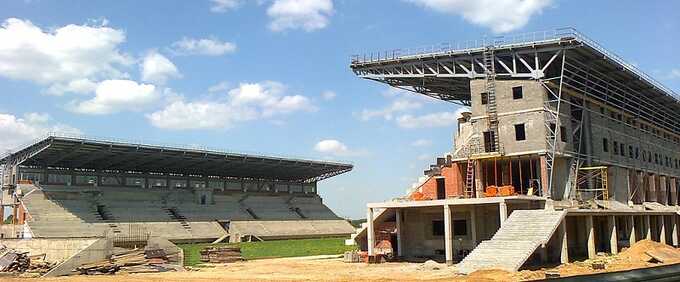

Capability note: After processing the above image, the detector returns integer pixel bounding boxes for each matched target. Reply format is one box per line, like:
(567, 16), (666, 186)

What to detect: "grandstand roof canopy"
(1, 134), (352, 183)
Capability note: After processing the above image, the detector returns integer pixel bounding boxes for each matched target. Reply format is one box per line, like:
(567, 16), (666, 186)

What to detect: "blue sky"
(0, 0), (678, 218)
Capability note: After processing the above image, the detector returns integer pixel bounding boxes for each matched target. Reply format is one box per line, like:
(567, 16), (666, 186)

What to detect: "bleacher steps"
(457, 209), (566, 274)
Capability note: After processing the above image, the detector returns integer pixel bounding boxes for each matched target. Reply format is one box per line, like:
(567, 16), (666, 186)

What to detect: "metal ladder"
(465, 158), (476, 198)
(483, 47), (499, 152)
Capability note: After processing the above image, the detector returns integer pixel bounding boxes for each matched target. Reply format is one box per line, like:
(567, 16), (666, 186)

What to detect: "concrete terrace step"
(457, 209), (566, 274)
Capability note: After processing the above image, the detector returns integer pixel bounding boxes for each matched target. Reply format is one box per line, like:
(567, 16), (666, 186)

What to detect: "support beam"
(628, 216), (636, 245)
(367, 208), (375, 256)
(559, 221), (569, 264)
(608, 216), (618, 254)
(395, 208), (403, 257)
(645, 215), (652, 240)
(444, 204), (453, 265)
(586, 215), (596, 259)
(474, 161), (484, 198)
(671, 178), (678, 206)
(672, 215), (678, 247)
(659, 176), (668, 205)
(540, 156), (549, 197)
(659, 216), (667, 245)
(470, 207), (478, 246)
(499, 201), (508, 225)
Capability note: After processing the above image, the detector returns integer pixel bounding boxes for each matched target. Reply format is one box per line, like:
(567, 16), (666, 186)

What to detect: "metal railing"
(0, 132), (354, 166)
(349, 27), (678, 100)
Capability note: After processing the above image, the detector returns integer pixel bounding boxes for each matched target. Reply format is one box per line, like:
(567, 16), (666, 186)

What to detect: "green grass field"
(178, 237), (357, 266)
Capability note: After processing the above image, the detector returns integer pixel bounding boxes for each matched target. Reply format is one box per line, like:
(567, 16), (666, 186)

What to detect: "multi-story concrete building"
(349, 28), (680, 273)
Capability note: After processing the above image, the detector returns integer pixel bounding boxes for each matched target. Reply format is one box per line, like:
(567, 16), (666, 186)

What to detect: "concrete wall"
(0, 238), (99, 262)
(43, 237), (112, 277)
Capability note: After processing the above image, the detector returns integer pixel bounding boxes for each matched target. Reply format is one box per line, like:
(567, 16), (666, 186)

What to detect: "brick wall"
(419, 163), (464, 199)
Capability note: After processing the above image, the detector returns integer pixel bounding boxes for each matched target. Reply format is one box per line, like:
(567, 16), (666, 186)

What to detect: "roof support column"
(395, 208), (403, 257)
(638, 171), (645, 203)
(586, 215), (595, 259)
(366, 207), (375, 256)
(649, 174), (657, 202)
(608, 215), (618, 255)
(659, 176), (668, 205)
(670, 178), (678, 206)
(444, 204), (453, 265)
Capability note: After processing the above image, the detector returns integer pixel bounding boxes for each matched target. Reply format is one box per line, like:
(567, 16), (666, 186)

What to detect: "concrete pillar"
(649, 174), (657, 202)
(540, 156), (549, 197)
(659, 176), (668, 205)
(586, 215), (596, 259)
(637, 171), (645, 203)
(366, 208), (375, 256)
(444, 204), (453, 265)
(395, 209), (403, 257)
(608, 216), (618, 254)
(659, 216), (667, 244)
(474, 161), (484, 198)
(558, 221), (569, 264)
(470, 207), (478, 246)
(499, 201), (508, 225)
(645, 215), (652, 240)
(628, 216), (636, 245)
(670, 178), (678, 206)
(672, 215), (678, 247)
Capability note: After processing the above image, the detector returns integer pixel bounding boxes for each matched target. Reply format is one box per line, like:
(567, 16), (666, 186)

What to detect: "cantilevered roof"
(350, 27), (680, 134)
(0, 134), (352, 183)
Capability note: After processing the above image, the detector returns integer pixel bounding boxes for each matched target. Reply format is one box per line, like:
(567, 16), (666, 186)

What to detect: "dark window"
(453, 220), (467, 236)
(560, 126), (567, 142)
(613, 141), (618, 154)
(628, 146), (633, 158)
(549, 123), (556, 139)
(600, 107), (605, 114)
(436, 178), (446, 200)
(635, 148), (639, 159)
(483, 131), (496, 152)
(515, 124), (526, 141)
(481, 92), (488, 105)
(602, 138), (609, 152)
(512, 86), (523, 99)
(620, 143), (625, 156)
(432, 220), (445, 236)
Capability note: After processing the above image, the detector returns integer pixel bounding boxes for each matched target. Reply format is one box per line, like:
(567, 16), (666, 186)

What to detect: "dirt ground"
(5, 240), (680, 282)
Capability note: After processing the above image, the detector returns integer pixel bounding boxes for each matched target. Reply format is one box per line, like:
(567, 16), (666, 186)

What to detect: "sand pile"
(618, 239), (680, 263)
(464, 269), (515, 281)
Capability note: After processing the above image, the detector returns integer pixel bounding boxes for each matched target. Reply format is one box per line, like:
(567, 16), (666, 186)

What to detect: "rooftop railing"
(350, 27), (678, 100)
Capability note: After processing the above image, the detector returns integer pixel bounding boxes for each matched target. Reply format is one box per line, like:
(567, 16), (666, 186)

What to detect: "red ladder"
(465, 158), (475, 198)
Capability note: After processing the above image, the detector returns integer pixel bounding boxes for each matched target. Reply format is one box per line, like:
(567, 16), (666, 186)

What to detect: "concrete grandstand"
(0, 133), (354, 242)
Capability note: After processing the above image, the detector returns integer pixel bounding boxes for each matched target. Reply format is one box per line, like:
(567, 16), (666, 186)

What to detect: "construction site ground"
(3, 240), (680, 281)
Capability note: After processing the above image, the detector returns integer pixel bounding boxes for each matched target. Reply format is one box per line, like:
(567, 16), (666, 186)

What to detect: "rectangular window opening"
(512, 86), (523, 99)
(514, 124), (526, 141)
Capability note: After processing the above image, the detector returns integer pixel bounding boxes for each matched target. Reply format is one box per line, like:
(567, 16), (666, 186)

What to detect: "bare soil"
(5, 240), (680, 282)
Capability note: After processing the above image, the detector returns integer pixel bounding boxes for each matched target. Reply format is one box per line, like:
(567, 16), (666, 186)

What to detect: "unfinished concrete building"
(349, 28), (680, 273)
(0, 134), (354, 242)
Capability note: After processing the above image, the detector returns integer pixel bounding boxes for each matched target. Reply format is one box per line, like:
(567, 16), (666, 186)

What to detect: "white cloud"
(148, 81), (316, 130)
(406, 0), (551, 33)
(170, 37), (236, 56)
(314, 139), (350, 156)
(210, 0), (241, 12)
(141, 51), (181, 85)
(208, 81), (231, 93)
(69, 80), (158, 115)
(360, 98), (422, 121)
(46, 79), (98, 95)
(396, 112), (459, 129)
(267, 0), (334, 32)
(0, 18), (132, 95)
(0, 112), (81, 152)
(411, 139), (432, 147)
(321, 90), (336, 100)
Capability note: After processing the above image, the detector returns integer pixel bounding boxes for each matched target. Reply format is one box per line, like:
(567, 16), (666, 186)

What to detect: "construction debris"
(75, 248), (180, 275)
(0, 246), (54, 275)
(199, 246), (244, 263)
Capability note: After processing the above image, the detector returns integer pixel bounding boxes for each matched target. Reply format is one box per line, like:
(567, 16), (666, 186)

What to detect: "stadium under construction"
(0, 134), (354, 243)
(349, 28), (680, 273)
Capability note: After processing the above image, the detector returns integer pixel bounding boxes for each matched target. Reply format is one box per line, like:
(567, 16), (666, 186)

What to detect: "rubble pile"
(0, 246), (55, 275)
(76, 248), (182, 275)
(200, 246), (244, 263)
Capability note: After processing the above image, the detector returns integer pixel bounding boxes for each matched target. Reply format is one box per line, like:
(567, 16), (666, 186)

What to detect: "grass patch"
(178, 237), (356, 266)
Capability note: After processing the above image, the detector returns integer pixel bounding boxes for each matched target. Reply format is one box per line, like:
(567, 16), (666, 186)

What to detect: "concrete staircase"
(457, 209), (566, 274)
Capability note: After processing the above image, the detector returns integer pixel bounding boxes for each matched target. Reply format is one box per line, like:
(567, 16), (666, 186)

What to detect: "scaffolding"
(575, 166), (609, 204)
